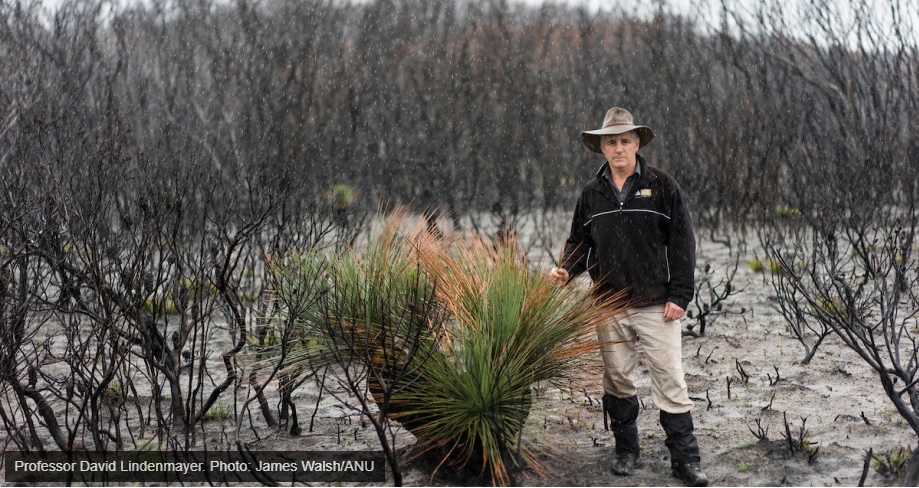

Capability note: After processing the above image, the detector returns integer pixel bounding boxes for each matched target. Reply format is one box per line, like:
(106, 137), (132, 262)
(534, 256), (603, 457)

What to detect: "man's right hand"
(549, 267), (570, 283)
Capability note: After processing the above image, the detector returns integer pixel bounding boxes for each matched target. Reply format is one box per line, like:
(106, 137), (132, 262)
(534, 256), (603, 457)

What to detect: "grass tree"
(403, 230), (626, 485)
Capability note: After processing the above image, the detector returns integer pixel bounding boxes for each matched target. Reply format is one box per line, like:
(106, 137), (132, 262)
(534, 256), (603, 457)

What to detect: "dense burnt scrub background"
(3, 0), (918, 231)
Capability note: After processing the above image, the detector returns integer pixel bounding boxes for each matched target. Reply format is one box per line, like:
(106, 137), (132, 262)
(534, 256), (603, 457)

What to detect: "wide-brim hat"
(581, 107), (655, 153)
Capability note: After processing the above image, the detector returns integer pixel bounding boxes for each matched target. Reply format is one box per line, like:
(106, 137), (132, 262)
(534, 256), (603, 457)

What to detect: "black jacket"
(561, 154), (696, 310)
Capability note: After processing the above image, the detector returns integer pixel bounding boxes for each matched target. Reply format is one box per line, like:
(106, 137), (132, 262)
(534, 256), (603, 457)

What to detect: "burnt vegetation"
(2, 0), (919, 484)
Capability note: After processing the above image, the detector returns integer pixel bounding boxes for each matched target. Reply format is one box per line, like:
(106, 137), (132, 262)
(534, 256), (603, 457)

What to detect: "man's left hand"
(664, 302), (686, 321)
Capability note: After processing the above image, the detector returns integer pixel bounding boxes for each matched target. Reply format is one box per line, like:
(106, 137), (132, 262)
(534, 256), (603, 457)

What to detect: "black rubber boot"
(603, 394), (640, 475)
(672, 462), (709, 487)
(660, 411), (707, 486)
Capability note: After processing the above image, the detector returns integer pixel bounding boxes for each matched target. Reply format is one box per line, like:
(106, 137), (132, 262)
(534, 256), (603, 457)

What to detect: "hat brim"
(581, 125), (654, 153)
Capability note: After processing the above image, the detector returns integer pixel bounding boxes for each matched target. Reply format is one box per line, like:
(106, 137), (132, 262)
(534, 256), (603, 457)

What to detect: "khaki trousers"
(596, 304), (694, 414)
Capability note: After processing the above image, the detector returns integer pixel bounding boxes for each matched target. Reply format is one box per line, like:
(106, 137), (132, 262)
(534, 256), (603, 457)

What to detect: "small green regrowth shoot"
(143, 296), (179, 314)
(204, 403), (233, 422)
(781, 412), (819, 463)
(104, 380), (124, 401)
(872, 446), (911, 480)
(749, 258), (781, 274)
(775, 204), (802, 219)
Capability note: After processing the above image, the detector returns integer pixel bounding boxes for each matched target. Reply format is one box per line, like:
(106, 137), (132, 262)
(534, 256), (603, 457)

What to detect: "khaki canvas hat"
(581, 107), (655, 153)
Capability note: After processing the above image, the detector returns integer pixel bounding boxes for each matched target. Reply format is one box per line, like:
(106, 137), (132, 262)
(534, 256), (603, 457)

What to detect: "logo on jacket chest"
(635, 188), (652, 198)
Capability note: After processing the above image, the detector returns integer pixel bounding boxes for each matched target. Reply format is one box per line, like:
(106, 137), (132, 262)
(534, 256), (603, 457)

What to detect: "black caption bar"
(5, 450), (385, 484)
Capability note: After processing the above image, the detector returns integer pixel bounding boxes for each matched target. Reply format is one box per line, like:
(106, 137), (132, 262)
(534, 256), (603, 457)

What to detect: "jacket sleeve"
(560, 190), (593, 280)
(665, 180), (696, 310)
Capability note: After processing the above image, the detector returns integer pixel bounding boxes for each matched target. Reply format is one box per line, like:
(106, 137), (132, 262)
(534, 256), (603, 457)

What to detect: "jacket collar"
(593, 153), (656, 188)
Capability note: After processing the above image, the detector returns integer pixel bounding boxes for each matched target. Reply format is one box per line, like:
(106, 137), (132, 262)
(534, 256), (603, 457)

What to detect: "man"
(549, 107), (708, 486)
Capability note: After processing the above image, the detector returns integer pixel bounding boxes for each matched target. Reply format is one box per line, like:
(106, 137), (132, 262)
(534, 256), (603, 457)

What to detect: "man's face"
(600, 132), (640, 174)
